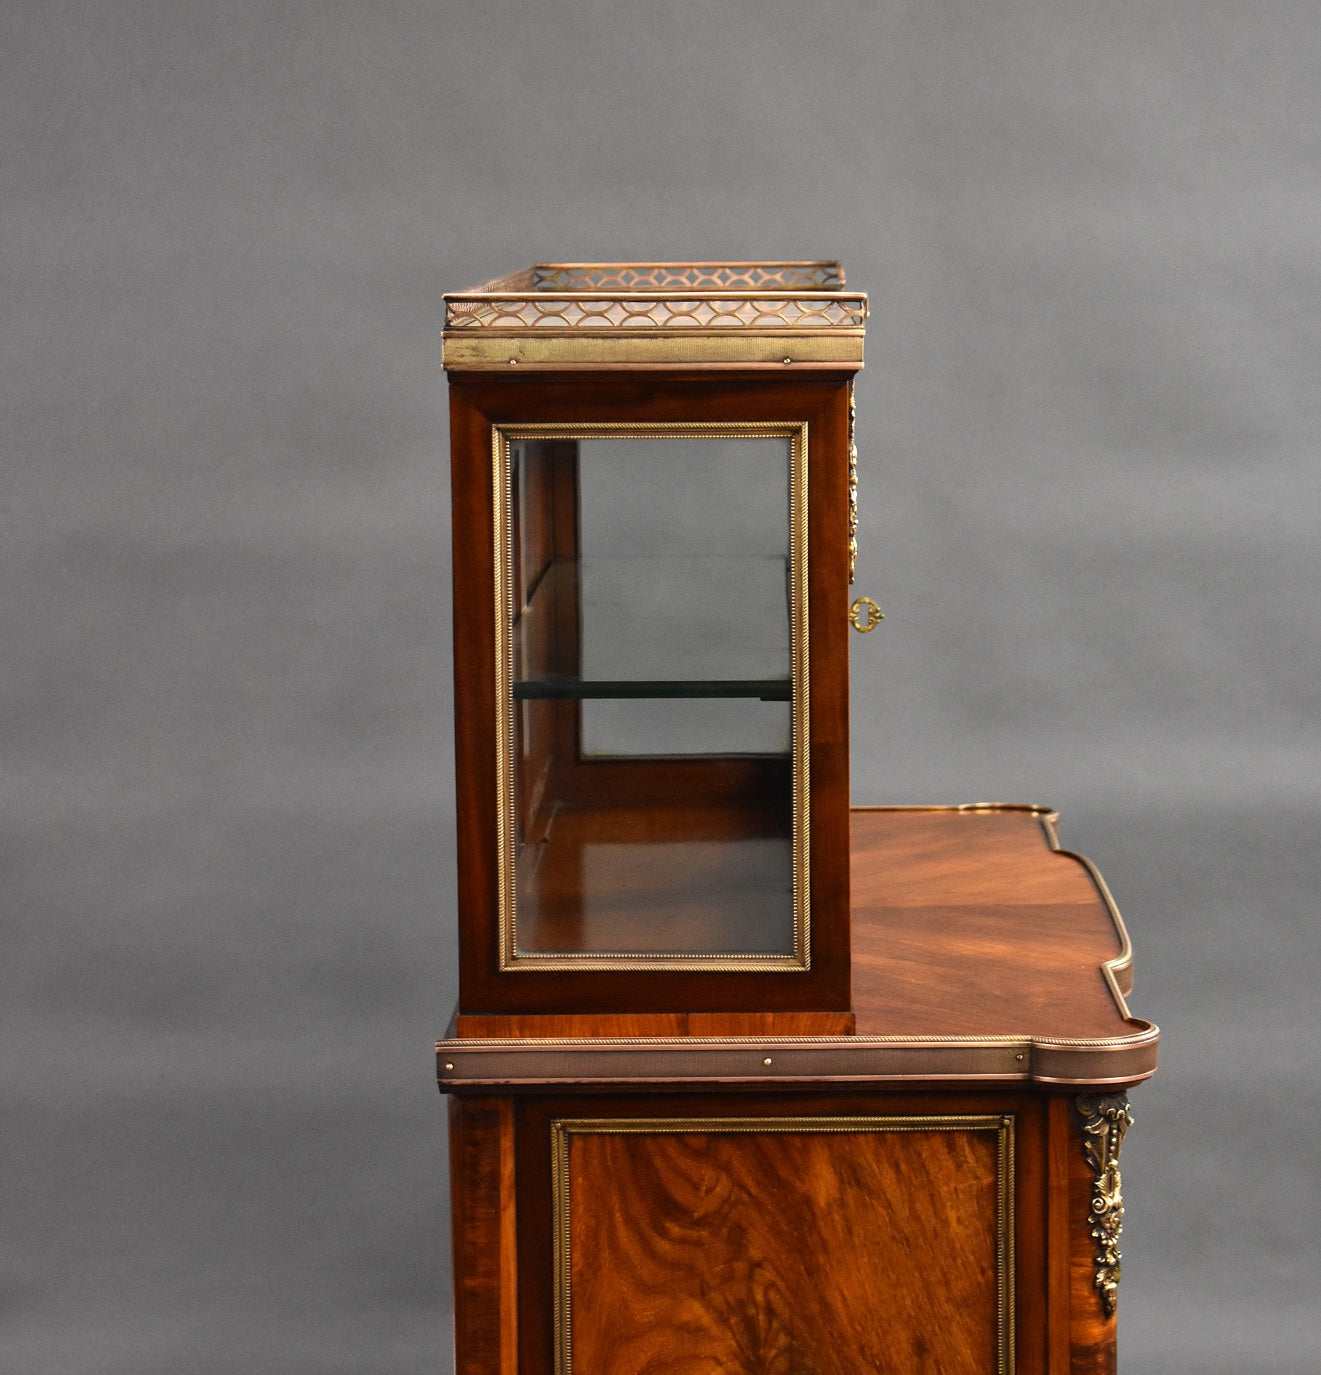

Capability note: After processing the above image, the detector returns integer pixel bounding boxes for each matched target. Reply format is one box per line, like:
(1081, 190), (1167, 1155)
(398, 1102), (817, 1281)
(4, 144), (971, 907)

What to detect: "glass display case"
(443, 262), (867, 1015)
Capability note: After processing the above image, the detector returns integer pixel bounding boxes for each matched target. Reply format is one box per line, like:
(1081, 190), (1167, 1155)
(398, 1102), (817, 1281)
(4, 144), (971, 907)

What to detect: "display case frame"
(446, 360), (859, 1015)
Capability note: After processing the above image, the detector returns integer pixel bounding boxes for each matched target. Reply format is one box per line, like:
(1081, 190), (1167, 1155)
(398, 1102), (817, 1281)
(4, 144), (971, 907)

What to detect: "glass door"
(494, 424), (809, 968)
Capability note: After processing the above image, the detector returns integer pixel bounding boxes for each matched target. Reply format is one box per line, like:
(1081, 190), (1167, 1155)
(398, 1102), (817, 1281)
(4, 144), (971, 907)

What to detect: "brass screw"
(763, 1057), (774, 1066)
(444, 1062), (455, 1071)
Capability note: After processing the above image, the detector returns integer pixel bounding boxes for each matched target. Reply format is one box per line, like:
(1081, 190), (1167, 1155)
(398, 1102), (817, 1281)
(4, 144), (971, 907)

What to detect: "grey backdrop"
(5, 3), (1318, 1372)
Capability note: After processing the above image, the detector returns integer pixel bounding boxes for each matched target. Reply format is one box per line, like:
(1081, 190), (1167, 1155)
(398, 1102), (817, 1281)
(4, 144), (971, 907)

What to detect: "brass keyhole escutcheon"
(849, 596), (884, 633)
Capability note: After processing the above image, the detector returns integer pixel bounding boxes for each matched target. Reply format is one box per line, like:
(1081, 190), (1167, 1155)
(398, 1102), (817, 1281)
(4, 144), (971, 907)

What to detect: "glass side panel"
(502, 430), (802, 963)
(578, 437), (790, 757)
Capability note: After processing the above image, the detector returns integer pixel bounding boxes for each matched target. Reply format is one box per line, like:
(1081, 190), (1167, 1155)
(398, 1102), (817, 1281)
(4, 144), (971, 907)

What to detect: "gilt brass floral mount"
(1077, 1092), (1133, 1316)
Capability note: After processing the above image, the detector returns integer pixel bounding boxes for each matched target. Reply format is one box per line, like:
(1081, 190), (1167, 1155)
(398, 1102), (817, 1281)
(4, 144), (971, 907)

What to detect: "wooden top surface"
(850, 806), (1133, 1039)
(438, 806), (1159, 1091)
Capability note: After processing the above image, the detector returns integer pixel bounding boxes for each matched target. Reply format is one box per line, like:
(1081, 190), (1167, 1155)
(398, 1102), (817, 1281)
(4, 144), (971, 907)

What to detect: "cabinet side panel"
(449, 1097), (517, 1375)
(804, 385), (851, 1003)
(449, 385), (502, 1010)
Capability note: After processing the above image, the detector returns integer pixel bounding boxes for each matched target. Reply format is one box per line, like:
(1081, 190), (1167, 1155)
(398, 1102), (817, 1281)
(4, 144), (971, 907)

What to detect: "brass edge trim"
(1060, 847), (1137, 1005)
(449, 362), (866, 374)
(999, 1114), (1016, 1375)
(847, 380), (858, 584)
(1076, 1093), (1132, 1317)
(791, 421), (810, 969)
(553, 1113), (1010, 1132)
(494, 955), (809, 971)
(551, 1120), (573, 1371)
(443, 332), (865, 370)
(530, 258), (843, 265)
(551, 1114), (1014, 1375)
(444, 324), (866, 332)
(1031, 1026), (1161, 1050)
(1032, 818), (1139, 1016)
(492, 422), (811, 974)
(436, 1029), (1159, 1090)
(439, 1031), (1147, 1050)
(450, 291), (866, 303)
(1031, 1071), (1156, 1089)
(850, 802), (1060, 817)
(455, 261), (852, 294)
(492, 426), (515, 971)
(530, 258), (844, 267)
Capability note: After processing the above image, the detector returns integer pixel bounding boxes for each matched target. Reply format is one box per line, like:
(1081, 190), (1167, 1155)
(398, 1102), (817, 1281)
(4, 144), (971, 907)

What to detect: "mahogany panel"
(454, 1010), (856, 1039)
(450, 388), (503, 1008)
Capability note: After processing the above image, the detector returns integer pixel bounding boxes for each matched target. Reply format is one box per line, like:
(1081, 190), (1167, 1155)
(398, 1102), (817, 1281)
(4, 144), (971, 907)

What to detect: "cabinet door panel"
(552, 1113), (1014, 1375)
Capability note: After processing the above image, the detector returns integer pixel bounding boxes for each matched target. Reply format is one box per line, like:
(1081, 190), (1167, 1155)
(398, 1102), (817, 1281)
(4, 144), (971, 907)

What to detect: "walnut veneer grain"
(561, 1120), (1008, 1374)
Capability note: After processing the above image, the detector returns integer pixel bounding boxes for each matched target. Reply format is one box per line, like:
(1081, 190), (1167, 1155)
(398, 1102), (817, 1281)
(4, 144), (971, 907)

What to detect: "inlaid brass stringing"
(551, 1114), (1016, 1375)
(1077, 1093), (1133, 1316)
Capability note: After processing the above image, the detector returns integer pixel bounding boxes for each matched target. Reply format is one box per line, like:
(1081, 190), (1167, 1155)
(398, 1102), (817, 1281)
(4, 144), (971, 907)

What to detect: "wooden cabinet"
(439, 265), (1157, 1372)
(442, 807), (1154, 1374)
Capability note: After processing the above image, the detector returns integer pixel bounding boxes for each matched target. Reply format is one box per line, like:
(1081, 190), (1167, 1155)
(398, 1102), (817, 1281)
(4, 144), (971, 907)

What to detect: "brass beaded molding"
(551, 1113), (1015, 1375)
(490, 421), (812, 974)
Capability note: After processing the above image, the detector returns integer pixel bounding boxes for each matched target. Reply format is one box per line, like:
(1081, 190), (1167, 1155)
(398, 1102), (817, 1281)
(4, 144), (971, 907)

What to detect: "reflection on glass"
(505, 432), (799, 961)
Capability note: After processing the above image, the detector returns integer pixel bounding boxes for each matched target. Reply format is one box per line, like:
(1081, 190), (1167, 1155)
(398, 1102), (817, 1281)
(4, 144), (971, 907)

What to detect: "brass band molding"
(491, 422), (811, 973)
(436, 1026), (1160, 1089)
(443, 261), (867, 369)
(551, 1114), (1015, 1375)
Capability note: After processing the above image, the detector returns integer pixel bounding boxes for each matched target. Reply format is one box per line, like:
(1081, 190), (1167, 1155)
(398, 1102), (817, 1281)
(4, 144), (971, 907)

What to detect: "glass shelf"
(513, 675), (791, 702)
(515, 555), (791, 680)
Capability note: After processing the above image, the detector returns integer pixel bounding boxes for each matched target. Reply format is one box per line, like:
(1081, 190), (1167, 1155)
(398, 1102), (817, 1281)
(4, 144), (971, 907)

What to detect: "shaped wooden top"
(437, 805), (1159, 1091)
